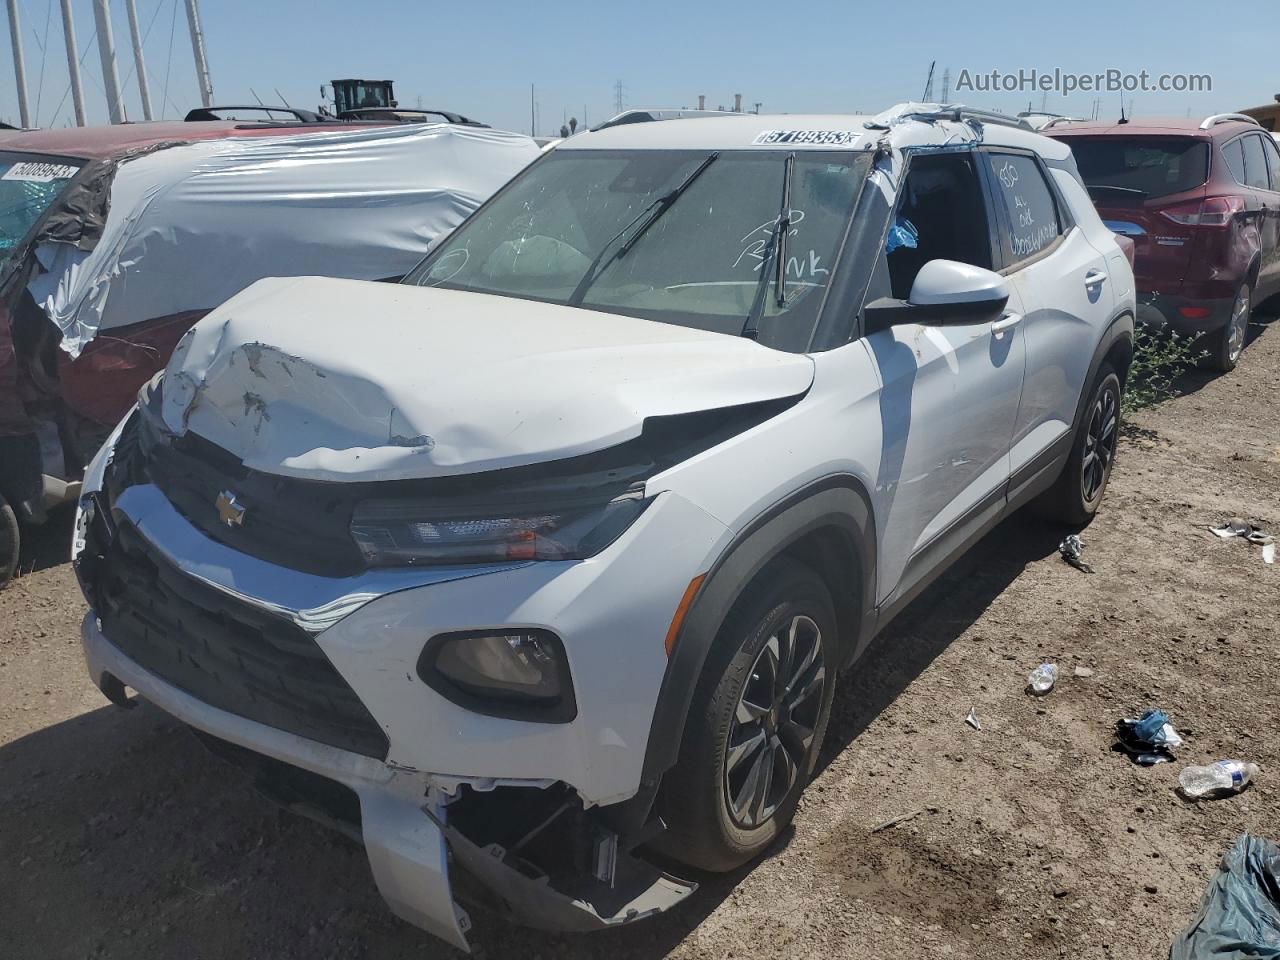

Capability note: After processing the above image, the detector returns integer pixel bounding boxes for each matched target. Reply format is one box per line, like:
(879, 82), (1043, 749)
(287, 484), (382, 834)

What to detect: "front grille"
(87, 516), (389, 760)
(132, 410), (369, 577)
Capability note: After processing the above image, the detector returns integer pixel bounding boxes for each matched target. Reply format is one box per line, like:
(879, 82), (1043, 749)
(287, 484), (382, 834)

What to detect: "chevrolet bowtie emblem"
(215, 490), (247, 528)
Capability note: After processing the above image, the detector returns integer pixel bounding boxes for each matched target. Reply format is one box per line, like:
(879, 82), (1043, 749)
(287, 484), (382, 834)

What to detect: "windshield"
(0, 153), (84, 266)
(404, 149), (872, 350)
(1058, 137), (1209, 201)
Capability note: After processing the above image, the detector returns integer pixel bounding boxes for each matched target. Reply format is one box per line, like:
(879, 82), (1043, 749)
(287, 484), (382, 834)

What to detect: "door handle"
(991, 312), (1023, 338)
(1084, 269), (1108, 287)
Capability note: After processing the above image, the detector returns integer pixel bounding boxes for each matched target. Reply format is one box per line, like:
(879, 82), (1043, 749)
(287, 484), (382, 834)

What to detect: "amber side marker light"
(665, 574), (706, 657)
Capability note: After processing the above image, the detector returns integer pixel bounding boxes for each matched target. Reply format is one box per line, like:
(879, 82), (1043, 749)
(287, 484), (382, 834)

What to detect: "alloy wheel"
(1081, 384), (1118, 503)
(724, 614), (826, 829)
(1227, 286), (1251, 365)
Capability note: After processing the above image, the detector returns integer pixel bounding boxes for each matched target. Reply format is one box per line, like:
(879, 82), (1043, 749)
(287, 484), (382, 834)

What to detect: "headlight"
(349, 487), (648, 566)
(418, 629), (576, 722)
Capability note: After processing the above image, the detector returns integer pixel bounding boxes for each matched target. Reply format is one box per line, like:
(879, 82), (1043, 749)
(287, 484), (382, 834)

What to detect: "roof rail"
(897, 104), (1035, 132)
(1200, 113), (1261, 130)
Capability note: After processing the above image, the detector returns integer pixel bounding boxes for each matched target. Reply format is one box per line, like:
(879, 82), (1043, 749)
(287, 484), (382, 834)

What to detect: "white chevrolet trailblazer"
(74, 104), (1136, 949)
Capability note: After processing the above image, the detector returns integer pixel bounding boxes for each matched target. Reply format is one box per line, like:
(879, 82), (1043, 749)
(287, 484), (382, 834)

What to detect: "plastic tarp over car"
(29, 123), (542, 358)
(1170, 833), (1280, 959)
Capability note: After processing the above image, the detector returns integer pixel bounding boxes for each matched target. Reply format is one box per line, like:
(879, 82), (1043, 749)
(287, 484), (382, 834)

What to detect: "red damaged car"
(0, 120), (540, 583)
(1050, 114), (1280, 371)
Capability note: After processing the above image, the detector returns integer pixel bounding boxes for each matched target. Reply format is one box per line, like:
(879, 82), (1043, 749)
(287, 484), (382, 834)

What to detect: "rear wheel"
(1036, 366), (1121, 526)
(655, 558), (838, 872)
(1210, 282), (1251, 372)
(0, 493), (19, 588)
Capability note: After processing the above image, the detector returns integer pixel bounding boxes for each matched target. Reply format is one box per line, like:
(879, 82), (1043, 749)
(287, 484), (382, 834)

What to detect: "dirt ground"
(2, 315), (1278, 960)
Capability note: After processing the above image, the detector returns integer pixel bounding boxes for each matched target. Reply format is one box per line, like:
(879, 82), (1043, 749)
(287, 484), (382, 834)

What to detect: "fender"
(1071, 308), (1134, 439)
(1005, 308), (1133, 513)
(636, 475), (877, 794)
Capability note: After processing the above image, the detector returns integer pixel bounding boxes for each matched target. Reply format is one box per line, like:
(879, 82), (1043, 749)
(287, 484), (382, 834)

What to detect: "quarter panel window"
(987, 154), (1063, 266)
(1222, 138), (1247, 185)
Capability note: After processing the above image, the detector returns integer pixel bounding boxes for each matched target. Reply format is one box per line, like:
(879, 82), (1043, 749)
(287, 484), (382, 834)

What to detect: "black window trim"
(977, 145), (1072, 274)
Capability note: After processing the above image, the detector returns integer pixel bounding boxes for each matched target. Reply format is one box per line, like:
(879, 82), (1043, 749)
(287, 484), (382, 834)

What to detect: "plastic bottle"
(1178, 760), (1259, 799)
(1027, 663), (1058, 695)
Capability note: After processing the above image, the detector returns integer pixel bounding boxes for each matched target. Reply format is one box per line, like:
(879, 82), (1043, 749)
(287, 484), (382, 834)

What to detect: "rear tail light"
(1178, 306), (1211, 319)
(1158, 196), (1244, 227)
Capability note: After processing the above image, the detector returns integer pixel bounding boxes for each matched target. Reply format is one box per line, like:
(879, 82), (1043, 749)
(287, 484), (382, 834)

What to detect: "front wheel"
(655, 558), (838, 872)
(1036, 366), (1121, 526)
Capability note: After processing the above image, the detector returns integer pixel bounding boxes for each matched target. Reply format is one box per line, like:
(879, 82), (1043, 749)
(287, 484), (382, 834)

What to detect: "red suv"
(1051, 114), (1280, 370)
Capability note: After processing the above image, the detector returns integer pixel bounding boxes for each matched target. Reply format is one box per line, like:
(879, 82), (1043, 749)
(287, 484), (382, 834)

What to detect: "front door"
(861, 150), (1026, 606)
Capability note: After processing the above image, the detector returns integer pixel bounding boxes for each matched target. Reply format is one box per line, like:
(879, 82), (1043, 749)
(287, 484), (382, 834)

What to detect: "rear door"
(980, 148), (1112, 480)
(1249, 134), (1280, 298)
(1054, 135), (1210, 295)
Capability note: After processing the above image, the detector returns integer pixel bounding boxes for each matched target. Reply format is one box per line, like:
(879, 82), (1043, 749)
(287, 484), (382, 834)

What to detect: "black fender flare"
(637, 475), (877, 790)
(1071, 309), (1134, 437)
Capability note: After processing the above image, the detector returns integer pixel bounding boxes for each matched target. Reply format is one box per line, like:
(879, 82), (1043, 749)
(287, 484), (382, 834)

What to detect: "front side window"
(987, 153), (1062, 265)
(0, 153), (84, 267)
(404, 149), (872, 351)
(1264, 136), (1280, 191)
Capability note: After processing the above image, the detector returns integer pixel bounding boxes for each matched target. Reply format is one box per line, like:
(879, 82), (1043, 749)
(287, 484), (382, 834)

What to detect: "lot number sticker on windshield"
(753, 130), (858, 146)
(1, 162), (79, 183)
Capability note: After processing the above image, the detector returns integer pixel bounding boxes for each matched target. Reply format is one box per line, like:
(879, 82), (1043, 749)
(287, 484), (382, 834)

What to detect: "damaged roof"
(558, 105), (1073, 161)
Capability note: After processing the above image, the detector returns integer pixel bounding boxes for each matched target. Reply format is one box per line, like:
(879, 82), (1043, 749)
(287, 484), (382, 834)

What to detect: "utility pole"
(6, 0), (31, 128)
(614, 79), (623, 114)
(530, 84), (535, 137)
(941, 67), (951, 104)
(185, 0), (214, 107)
(123, 0), (153, 119)
(59, 0), (86, 125)
(92, 0), (126, 124)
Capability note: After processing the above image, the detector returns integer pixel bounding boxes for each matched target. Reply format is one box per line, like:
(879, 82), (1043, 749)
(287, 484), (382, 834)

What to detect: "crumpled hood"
(158, 276), (815, 482)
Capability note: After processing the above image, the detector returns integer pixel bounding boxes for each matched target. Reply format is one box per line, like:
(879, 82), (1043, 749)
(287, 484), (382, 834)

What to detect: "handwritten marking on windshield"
(732, 210), (831, 281)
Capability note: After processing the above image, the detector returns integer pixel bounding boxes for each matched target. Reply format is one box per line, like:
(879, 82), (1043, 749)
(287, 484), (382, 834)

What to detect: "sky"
(1, 0), (1277, 133)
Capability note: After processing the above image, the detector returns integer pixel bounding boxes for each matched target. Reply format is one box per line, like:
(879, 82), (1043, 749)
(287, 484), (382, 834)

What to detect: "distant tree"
(560, 124), (570, 138)
(569, 117), (578, 134)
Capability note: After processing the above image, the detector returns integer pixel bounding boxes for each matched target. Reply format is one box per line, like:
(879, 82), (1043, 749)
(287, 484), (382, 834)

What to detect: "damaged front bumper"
(81, 615), (696, 948)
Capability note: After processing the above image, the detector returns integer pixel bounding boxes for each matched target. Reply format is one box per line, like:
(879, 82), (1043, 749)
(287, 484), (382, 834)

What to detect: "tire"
(655, 557), (839, 872)
(1210, 282), (1251, 372)
(0, 493), (19, 589)
(1036, 366), (1121, 526)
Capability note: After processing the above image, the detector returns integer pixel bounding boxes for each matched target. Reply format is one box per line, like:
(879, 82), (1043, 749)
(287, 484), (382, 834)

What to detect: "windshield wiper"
(569, 151), (719, 306)
(1087, 183), (1148, 196)
(742, 152), (796, 340)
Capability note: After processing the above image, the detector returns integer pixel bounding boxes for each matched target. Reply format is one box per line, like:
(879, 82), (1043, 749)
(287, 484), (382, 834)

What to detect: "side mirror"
(865, 259), (1010, 333)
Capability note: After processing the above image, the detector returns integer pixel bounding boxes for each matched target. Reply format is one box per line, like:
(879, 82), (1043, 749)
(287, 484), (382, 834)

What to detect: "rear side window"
(986, 153), (1062, 265)
(1060, 137), (1210, 200)
(1222, 138), (1247, 185)
(1264, 136), (1280, 191)
(1241, 135), (1271, 190)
